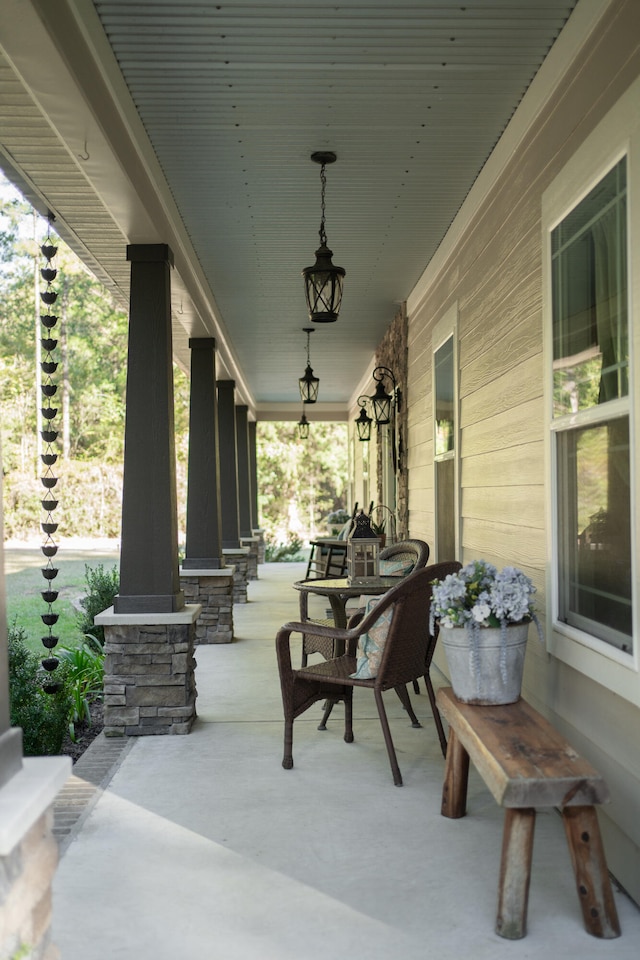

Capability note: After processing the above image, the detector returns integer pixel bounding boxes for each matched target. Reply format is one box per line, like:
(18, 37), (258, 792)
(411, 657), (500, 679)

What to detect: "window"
(432, 305), (458, 562)
(551, 159), (632, 654)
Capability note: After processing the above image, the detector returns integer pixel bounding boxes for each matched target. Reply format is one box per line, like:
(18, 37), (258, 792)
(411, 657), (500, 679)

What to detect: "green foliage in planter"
(76, 563), (119, 646)
(8, 622), (72, 756)
(58, 635), (104, 740)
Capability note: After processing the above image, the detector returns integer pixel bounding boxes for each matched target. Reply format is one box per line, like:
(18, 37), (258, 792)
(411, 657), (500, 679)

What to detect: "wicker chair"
(299, 538), (430, 667)
(276, 562), (458, 785)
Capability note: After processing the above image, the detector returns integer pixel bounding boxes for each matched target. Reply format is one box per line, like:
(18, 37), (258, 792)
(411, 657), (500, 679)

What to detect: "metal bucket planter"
(439, 622), (529, 705)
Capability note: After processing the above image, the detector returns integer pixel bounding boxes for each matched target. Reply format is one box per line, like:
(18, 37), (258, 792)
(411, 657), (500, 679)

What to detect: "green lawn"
(4, 546), (119, 655)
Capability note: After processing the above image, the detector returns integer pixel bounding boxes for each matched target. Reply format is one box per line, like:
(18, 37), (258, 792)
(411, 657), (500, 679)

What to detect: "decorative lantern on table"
(346, 511), (381, 584)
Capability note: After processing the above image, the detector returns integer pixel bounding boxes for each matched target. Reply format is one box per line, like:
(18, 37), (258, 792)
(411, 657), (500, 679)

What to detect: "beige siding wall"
(406, 0), (640, 903)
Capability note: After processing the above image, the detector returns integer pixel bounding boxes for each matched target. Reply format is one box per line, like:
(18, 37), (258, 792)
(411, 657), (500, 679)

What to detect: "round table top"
(293, 576), (399, 597)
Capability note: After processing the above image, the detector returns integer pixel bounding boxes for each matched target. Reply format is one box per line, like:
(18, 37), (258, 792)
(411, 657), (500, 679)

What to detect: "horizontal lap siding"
(406, 0), (640, 905)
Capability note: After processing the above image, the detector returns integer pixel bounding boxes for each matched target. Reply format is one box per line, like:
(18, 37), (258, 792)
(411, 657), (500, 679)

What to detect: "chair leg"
(282, 718), (294, 770)
(424, 674), (448, 758)
(374, 688), (403, 786)
(344, 689), (354, 743)
(412, 679), (420, 694)
(394, 685), (422, 728)
(318, 698), (335, 730)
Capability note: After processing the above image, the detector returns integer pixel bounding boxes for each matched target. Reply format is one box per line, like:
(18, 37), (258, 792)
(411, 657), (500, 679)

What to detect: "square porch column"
(103, 244), (196, 736)
(180, 338), (235, 641)
(217, 381), (249, 601)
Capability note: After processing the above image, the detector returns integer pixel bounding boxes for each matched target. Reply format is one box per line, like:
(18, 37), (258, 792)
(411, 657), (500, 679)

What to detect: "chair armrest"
(275, 624), (296, 684)
(279, 620), (352, 643)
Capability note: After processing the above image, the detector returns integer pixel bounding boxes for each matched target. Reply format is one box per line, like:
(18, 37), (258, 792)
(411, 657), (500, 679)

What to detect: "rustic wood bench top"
(436, 686), (610, 808)
(435, 687), (620, 941)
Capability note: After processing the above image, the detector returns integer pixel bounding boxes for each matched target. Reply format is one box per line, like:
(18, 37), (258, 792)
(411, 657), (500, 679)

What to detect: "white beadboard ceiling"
(0, 0), (579, 418)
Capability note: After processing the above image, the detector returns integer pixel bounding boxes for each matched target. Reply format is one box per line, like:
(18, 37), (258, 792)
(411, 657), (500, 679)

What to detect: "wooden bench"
(436, 687), (621, 940)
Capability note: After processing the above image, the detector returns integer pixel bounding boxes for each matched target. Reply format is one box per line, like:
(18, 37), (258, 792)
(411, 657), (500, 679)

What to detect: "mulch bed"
(59, 699), (104, 764)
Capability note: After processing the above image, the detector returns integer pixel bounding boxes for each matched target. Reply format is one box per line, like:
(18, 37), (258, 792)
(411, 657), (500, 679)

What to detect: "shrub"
(76, 563), (119, 645)
(8, 622), (72, 756)
(265, 535), (306, 562)
(58, 635), (104, 740)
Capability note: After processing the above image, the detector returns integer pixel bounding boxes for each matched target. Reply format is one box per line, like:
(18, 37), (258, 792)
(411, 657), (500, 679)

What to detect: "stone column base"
(96, 606), (201, 736)
(179, 567), (235, 644)
(240, 536), (259, 580)
(0, 757), (70, 960)
(252, 528), (266, 565)
(222, 547), (250, 603)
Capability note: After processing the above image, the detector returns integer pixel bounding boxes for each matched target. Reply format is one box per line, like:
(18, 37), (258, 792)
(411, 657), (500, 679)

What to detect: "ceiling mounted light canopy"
(297, 410), (310, 440)
(302, 151), (345, 323)
(355, 396), (373, 441)
(370, 366), (399, 425)
(299, 327), (320, 404)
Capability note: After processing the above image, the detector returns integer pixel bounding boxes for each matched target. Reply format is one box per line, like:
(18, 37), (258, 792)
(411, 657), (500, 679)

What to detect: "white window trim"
(432, 303), (459, 561)
(542, 77), (640, 707)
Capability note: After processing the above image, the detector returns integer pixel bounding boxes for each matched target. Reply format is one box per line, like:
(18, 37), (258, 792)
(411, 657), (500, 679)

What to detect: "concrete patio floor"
(52, 561), (640, 959)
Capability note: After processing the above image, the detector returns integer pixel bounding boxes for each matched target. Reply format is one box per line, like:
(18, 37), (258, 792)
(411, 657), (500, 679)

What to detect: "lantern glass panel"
(304, 268), (344, 323)
(347, 539), (380, 583)
(355, 408), (372, 441)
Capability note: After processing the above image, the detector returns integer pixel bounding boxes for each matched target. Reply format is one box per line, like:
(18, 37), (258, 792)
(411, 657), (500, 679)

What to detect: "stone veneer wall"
(0, 758), (70, 960)
(180, 570), (234, 643)
(222, 548), (250, 602)
(375, 305), (409, 541)
(240, 537), (259, 580)
(0, 810), (60, 960)
(253, 529), (266, 564)
(101, 620), (198, 736)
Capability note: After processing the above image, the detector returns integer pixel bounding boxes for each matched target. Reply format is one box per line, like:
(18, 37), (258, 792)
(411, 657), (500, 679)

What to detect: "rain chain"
(39, 223), (62, 694)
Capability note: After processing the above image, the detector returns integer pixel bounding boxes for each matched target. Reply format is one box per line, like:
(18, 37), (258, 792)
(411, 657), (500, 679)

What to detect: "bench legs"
(440, 727), (469, 818)
(562, 806), (621, 938)
(440, 733), (621, 940)
(496, 808), (536, 939)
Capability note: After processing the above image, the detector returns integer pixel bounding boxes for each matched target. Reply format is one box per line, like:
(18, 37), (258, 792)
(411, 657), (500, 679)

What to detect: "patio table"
(293, 576), (399, 631)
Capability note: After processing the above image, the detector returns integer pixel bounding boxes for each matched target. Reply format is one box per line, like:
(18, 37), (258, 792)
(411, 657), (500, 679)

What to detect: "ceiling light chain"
(302, 151), (346, 323)
(318, 161), (328, 247)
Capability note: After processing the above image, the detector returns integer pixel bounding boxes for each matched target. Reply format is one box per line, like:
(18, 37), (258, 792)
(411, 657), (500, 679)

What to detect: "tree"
(0, 175), (129, 538)
(257, 421), (348, 546)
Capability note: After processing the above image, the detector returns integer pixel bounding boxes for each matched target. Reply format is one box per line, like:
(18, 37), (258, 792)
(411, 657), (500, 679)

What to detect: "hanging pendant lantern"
(302, 151), (345, 323)
(297, 410), (310, 440)
(299, 327), (320, 404)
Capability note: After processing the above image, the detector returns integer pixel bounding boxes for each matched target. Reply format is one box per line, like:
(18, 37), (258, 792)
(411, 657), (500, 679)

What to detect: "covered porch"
(51, 561), (640, 958)
(2, 1), (640, 954)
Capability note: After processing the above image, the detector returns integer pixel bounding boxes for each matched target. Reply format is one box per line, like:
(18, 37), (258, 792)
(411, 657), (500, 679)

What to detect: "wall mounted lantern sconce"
(368, 366), (403, 474)
(354, 396), (373, 441)
(370, 366), (400, 425)
(302, 151), (345, 323)
(297, 410), (310, 440)
(299, 327), (320, 404)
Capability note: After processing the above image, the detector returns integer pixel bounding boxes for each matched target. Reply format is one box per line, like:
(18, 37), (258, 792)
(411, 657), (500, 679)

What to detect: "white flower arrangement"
(430, 560), (544, 683)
